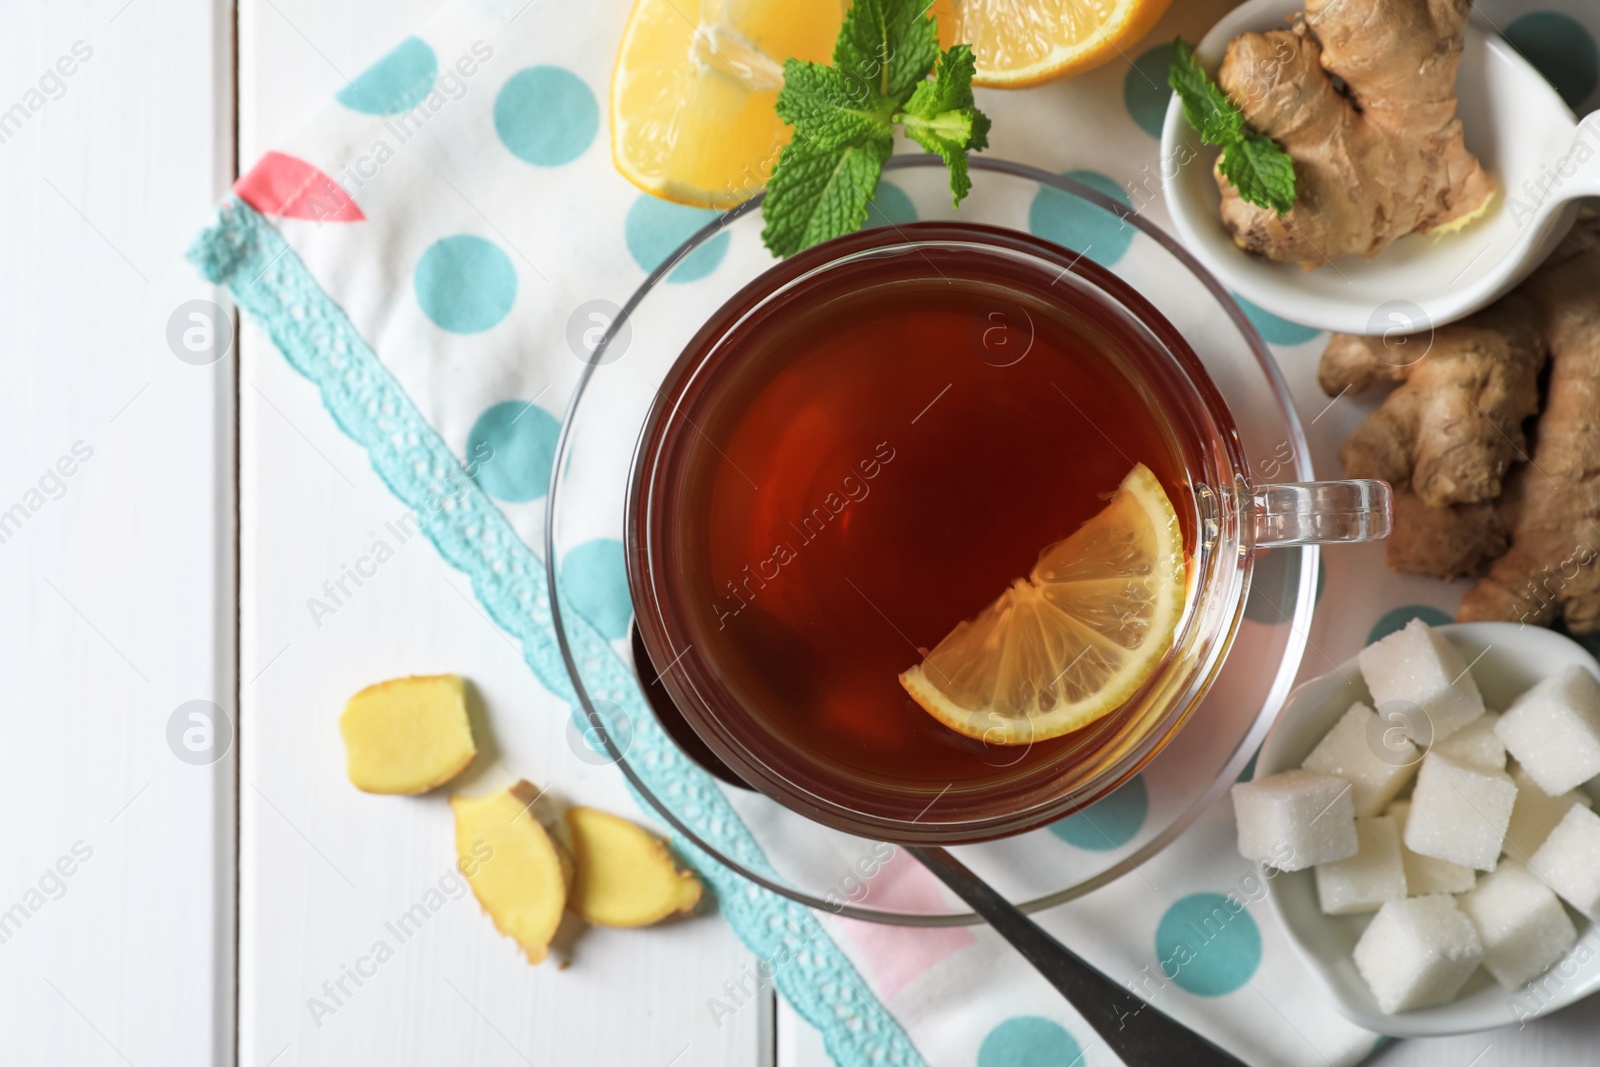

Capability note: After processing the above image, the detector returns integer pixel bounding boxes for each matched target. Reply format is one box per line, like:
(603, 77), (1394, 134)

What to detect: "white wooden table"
(1, 1), (1595, 1064)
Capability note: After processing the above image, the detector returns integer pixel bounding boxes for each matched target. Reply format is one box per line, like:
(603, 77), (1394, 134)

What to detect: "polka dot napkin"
(192, 0), (1600, 1064)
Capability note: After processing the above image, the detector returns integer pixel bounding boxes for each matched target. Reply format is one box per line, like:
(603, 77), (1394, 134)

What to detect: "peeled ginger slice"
(565, 806), (701, 927)
(452, 781), (572, 963)
(340, 674), (476, 794)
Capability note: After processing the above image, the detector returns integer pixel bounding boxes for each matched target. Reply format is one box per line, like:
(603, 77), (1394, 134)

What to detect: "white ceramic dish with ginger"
(1254, 622), (1600, 1036)
(1162, 0), (1598, 334)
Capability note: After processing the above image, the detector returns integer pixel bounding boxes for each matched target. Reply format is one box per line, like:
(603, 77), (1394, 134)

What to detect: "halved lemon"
(931, 0), (1172, 88)
(899, 463), (1187, 745)
(611, 0), (844, 209)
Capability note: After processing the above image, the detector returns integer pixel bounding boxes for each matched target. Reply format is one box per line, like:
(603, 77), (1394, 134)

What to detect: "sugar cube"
(1405, 753), (1516, 871)
(1353, 895), (1484, 1013)
(1504, 762), (1593, 860)
(1497, 665), (1600, 796)
(1388, 799), (1477, 895)
(1359, 620), (1485, 743)
(1528, 804), (1600, 920)
(1232, 770), (1358, 871)
(1432, 712), (1505, 772)
(1315, 815), (1407, 915)
(1301, 702), (1419, 816)
(1459, 861), (1578, 989)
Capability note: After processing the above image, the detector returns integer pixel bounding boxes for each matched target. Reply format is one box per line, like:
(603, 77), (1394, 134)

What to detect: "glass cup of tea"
(626, 220), (1391, 845)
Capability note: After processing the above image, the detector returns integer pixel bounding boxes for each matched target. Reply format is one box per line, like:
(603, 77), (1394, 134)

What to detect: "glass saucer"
(545, 156), (1315, 925)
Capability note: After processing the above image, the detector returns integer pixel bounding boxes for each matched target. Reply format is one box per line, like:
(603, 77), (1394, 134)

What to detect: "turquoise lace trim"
(190, 198), (924, 1067)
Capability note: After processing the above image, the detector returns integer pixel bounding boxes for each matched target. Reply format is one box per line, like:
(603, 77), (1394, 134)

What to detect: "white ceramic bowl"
(1253, 622), (1600, 1036)
(1161, 0), (1590, 334)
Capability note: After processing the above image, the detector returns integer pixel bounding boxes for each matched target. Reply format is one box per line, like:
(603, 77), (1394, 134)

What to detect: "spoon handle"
(905, 844), (1245, 1067)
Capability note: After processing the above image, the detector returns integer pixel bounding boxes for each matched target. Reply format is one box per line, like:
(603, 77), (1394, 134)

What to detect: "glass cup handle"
(1252, 480), (1394, 547)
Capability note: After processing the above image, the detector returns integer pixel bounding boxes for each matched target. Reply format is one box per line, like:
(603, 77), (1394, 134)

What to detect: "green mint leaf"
(1220, 132), (1297, 216)
(904, 113), (979, 204)
(899, 45), (990, 204)
(833, 0), (939, 102)
(1168, 37), (1296, 216)
(760, 135), (893, 257)
(1167, 37), (1242, 147)
(776, 59), (898, 151)
(900, 43), (979, 123)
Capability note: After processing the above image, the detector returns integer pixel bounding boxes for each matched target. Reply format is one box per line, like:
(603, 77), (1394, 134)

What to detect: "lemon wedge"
(932, 0), (1172, 88)
(900, 463), (1187, 744)
(611, 0), (844, 209)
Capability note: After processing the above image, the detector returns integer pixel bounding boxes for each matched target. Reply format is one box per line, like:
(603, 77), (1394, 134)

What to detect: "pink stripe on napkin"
(826, 848), (976, 1000)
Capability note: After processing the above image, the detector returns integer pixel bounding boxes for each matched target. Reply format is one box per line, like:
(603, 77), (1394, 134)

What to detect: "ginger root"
(1321, 301), (1544, 509)
(340, 674), (476, 794)
(1458, 220), (1600, 630)
(563, 807), (702, 927)
(1324, 216), (1600, 630)
(1217, 0), (1493, 268)
(453, 781), (572, 963)
(1385, 492), (1508, 579)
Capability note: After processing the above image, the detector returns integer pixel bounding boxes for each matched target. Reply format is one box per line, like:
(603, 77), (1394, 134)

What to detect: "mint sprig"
(761, 0), (989, 257)
(1168, 38), (1296, 216)
(900, 45), (991, 204)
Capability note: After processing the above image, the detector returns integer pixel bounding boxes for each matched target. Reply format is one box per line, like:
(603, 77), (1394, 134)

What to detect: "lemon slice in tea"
(899, 463), (1187, 745)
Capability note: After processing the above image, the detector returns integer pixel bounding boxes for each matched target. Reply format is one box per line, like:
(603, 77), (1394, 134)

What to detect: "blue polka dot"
(1029, 170), (1133, 268)
(1506, 12), (1599, 111)
(1367, 604), (1453, 644)
(1050, 775), (1147, 851)
(625, 196), (730, 284)
(494, 66), (599, 166)
(1155, 893), (1262, 996)
(1234, 293), (1321, 346)
(978, 1016), (1084, 1067)
(467, 400), (561, 503)
(865, 180), (918, 227)
(1124, 43), (1175, 138)
(336, 37), (437, 115)
(414, 236), (517, 334)
(562, 539), (632, 640)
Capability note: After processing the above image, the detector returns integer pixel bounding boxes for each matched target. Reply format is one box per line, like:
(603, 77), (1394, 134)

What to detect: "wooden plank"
(236, 2), (761, 1062)
(777, 993), (830, 1067)
(0, 1), (236, 1065)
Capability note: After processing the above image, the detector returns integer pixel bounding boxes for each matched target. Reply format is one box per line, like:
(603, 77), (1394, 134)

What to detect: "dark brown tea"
(638, 229), (1199, 805)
